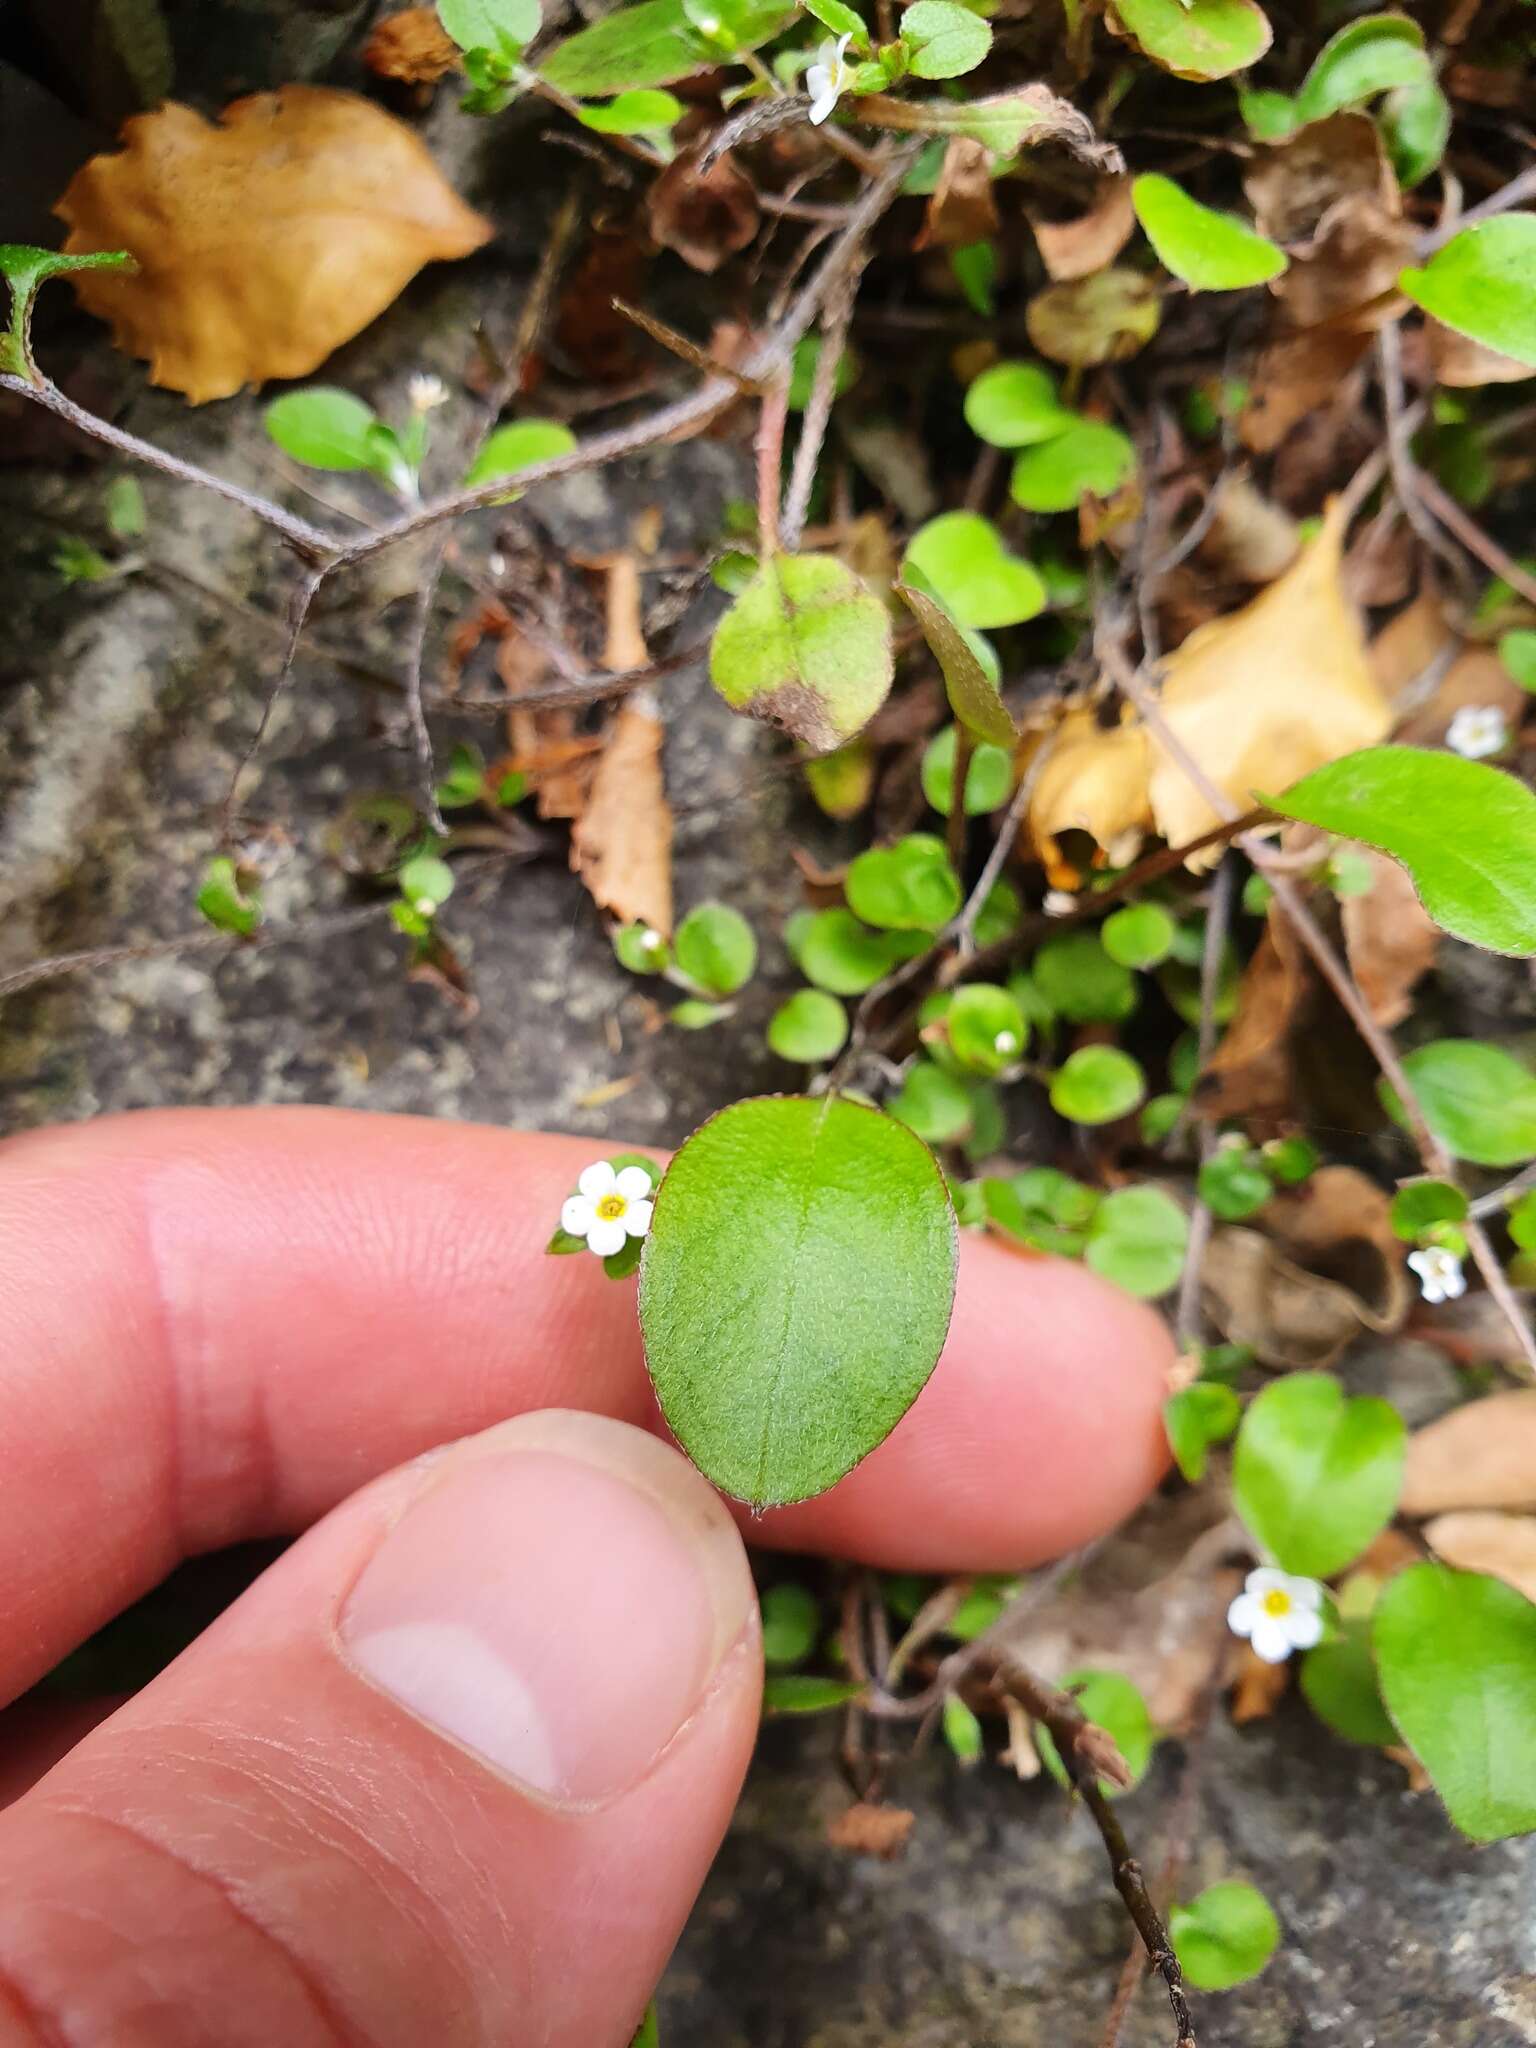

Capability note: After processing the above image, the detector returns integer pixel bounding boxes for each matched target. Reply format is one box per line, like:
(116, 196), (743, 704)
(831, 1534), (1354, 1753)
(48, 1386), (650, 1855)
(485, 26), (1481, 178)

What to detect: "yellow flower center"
(595, 1193), (628, 1222)
(1261, 1589), (1293, 1619)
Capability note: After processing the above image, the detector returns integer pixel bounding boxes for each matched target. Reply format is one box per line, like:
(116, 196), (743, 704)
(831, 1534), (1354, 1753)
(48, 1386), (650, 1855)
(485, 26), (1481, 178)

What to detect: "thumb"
(0, 1412), (761, 2048)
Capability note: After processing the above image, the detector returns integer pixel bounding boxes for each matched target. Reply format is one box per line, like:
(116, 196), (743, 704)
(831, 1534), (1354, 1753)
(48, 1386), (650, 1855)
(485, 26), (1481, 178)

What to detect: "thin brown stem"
(1411, 468), (1536, 611)
(946, 725), (975, 875)
(1376, 321), (1471, 572)
(219, 562), (328, 843)
(781, 277), (859, 552)
(1416, 164), (1536, 256)
(755, 378), (790, 556)
(1175, 854), (1236, 1349)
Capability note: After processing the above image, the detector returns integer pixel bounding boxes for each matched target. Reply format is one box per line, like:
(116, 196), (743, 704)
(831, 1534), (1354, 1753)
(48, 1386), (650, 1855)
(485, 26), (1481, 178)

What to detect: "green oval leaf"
(1035, 930), (1137, 1022)
(921, 725), (1013, 817)
(963, 360), (1073, 448)
(464, 418), (579, 488)
(846, 833), (961, 931)
(265, 387), (379, 472)
(1132, 173), (1286, 291)
(1373, 1563), (1536, 1841)
(1164, 1380), (1240, 1481)
(1010, 418), (1135, 512)
(439, 0), (540, 51)
(1110, 0), (1272, 81)
(1386, 1039), (1536, 1167)
(1050, 1046), (1146, 1125)
(768, 988), (850, 1063)
(1232, 1372), (1405, 1579)
(890, 1058), (974, 1143)
(710, 553), (894, 754)
(541, 0), (791, 91)
(1170, 1882), (1280, 1990)
(1293, 11), (1430, 124)
(674, 901), (757, 996)
(1400, 217), (1536, 372)
(900, 513), (1045, 633)
(1300, 1619), (1397, 1746)
(797, 908), (920, 994)
(1266, 745), (1536, 956)
(761, 1581), (821, 1666)
(763, 1672), (867, 1713)
(1036, 1669), (1156, 1795)
(1499, 630), (1536, 694)
(946, 983), (1027, 1075)
(575, 86), (684, 132)
(1086, 1186), (1190, 1299)
(901, 591), (1017, 752)
(899, 0), (991, 77)
(639, 1096), (958, 1506)
(1101, 902), (1177, 969)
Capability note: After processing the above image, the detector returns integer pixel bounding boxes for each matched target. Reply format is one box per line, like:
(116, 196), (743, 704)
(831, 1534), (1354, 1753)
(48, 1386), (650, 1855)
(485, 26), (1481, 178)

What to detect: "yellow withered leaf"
(1147, 499), (1392, 854)
(56, 88), (493, 403)
(1029, 708), (1152, 885)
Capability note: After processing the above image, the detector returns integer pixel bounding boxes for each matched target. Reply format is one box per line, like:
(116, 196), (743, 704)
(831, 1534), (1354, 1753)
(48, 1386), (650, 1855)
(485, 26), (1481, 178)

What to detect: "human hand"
(0, 1107), (1172, 2046)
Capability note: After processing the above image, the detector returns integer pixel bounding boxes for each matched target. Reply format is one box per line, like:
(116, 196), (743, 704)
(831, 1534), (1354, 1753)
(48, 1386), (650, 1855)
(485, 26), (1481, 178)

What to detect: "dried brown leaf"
(1195, 477), (1300, 585)
(1197, 912), (1308, 1123)
(827, 1803), (917, 1859)
(56, 88), (492, 402)
(1146, 500), (1392, 852)
(1230, 1645), (1290, 1724)
(1243, 113), (1396, 248)
(1401, 1391), (1536, 1516)
(1427, 317), (1536, 388)
(569, 698), (674, 933)
(1201, 1228), (1388, 1369)
(364, 7), (460, 82)
(915, 138), (999, 251)
(1239, 328), (1371, 455)
(1340, 849), (1440, 1029)
(1027, 709), (1151, 886)
(1025, 267), (1160, 369)
(1424, 1511), (1536, 1604)
(646, 147), (759, 275)
(1027, 176), (1135, 281)
(1263, 1166), (1409, 1332)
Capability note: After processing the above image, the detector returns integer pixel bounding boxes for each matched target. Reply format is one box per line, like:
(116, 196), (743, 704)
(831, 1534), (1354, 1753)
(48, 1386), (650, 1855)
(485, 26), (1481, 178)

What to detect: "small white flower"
(1446, 704), (1508, 760)
(640, 927), (665, 953)
(993, 1030), (1019, 1057)
(1042, 889), (1076, 918)
(1227, 1567), (1325, 1664)
(805, 33), (852, 125)
(561, 1160), (655, 1258)
(1408, 1243), (1467, 1304)
(409, 373), (449, 413)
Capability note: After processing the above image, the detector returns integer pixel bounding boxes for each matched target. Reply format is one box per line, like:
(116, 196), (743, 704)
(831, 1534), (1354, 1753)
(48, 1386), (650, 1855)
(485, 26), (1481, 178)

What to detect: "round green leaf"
(1170, 1883), (1280, 1991)
(890, 1058), (974, 1144)
(1400, 218), (1536, 372)
(1232, 1371), (1405, 1579)
(1010, 419), (1136, 512)
(947, 983), (1027, 1075)
(921, 726), (1013, 817)
(464, 418), (579, 488)
(1266, 745), (1536, 956)
(1387, 1039), (1536, 1167)
(1293, 12), (1429, 124)
(1389, 1177), (1468, 1240)
(847, 834), (962, 931)
(1499, 630), (1536, 694)
(806, 0), (869, 41)
(1300, 1620), (1397, 1747)
(439, 0), (541, 51)
(710, 553), (893, 754)
(1164, 1380), (1241, 1482)
(1034, 930), (1137, 1022)
(899, 0), (991, 77)
(1101, 902), (1176, 968)
(674, 901), (757, 996)
(761, 1581), (821, 1666)
(575, 86), (683, 132)
(265, 388), (378, 471)
(901, 512), (1046, 631)
(1037, 1670), (1155, 1795)
(639, 1096), (958, 1506)
(963, 360), (1073, 448)
(1198, 1145), (1273, 1221)
(1374, 1563), (1536, 1841)
(768, 989), (849, 1063)
(1086, 1185), (1189, 1298)
(798, 908), (919, 994)
(671, 997), (732, 1029)
(613, 920), (671, 973)
(1132, 173), (1286, 291)
(763, 1672), (866, 1713)
(399, 852), (455, 910)
(1380, 76), (1450, 188)
(1110, 0), (1272, 80)
(1050, 1046), (1146, 1125)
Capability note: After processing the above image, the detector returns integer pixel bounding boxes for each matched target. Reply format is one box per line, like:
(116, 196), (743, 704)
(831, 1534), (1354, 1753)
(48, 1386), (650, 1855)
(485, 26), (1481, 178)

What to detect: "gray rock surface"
(2, 71), (1532, 2048)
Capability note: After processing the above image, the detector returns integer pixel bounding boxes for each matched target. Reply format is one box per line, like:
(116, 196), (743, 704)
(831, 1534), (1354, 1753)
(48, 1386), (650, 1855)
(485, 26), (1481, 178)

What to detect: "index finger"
(0, 1106), (1171, 1703)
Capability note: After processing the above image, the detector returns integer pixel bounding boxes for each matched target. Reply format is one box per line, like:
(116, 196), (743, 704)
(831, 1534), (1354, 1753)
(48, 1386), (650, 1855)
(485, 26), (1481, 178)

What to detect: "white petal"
(615, 1165), (654, 1202)
(561, 1196), (595, 1237)
(806, 71), (835, 121)
(1285, 1606), (1324, 1650)
(1245, 1567), (1289, 1599)
(587, 1218), (628, 1258)
(1442, 1264), (1468, 1300)
(1248, 1615), (1294, 1664)
(578, 1160), (618, 1200)
(624, 1198), (654, 1240)
(1227, 1593), (1259, 1638)
(1285, 1575), (1324, 1612)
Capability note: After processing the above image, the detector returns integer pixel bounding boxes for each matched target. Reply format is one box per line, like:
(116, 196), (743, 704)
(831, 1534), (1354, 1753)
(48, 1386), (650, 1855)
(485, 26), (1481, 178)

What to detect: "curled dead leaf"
(1025, 267), (1160, 369)
(826, 1802), (916, 1859)
(56, 88), (493, 402)
(646, 147), (759, 275)
(569, 696), (674, 935)
(1239, 327), (1371, 455)
(1263, 1166), (1409, 1332)
(1340, 849), (1440, 1029)
(1147, 500), (1392, 854)
(364, 8), (461, 83)
(1424, 1511), (1536, 1605)
(1026, 176), (1135, 281)
(1243, 113), (1397, 248)
(1197, 913), (1308, 1124)
(1027, 709), (1151, 886)
(1401, 1391), (1536, 1516)
(915, 138), (999, 251)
